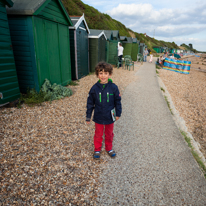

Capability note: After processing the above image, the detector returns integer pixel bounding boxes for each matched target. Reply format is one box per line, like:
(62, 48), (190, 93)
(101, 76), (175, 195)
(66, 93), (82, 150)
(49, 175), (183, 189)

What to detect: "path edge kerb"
(157, 75), (206, 169)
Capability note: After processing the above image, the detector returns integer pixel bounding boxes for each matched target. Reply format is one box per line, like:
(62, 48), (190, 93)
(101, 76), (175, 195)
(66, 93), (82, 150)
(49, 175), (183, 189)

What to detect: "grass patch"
(156, 70), (159, 74)
(67, 81), (79, 86)
(164, 95), (173, 115)
(180, 130), (206, 178)
(156, 64), (161, 69)
(160, 87), (165, 92)
(18, 89), (48, 107)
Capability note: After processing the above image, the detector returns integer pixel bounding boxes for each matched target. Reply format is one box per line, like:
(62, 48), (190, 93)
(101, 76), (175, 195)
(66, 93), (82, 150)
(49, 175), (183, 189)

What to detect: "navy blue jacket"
(86, 80), (122, 125)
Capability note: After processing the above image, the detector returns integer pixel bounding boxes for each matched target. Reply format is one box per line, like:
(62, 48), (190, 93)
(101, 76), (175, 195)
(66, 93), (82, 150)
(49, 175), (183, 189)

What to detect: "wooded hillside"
(62, 0), (195, 52)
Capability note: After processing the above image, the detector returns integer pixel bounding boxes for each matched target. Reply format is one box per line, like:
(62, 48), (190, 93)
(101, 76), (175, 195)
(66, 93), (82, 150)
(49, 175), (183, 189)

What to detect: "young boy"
(86, 62), (122, 160)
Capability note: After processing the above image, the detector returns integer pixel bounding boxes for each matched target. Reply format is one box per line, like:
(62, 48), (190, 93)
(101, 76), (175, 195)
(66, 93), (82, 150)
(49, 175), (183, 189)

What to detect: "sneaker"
(93, 151), (100, 159)
(107, 150), (116, 158)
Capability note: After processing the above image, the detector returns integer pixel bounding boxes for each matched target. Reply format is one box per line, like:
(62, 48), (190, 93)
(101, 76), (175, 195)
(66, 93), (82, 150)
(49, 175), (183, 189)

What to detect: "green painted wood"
(0, 1), (20, 105)
(106, 41), (109, 62)
(122, 43), (132, 58)
(77, 26), (89, 79)
(8, 16), (38, 92)
(131, 43), (138, 61)
(33, 16), (71, 87)
(70, 21), (89, 79)
(108, 40), (118, 65)
(89, 38), (98, 72)
(58, 23), (71, 85)
(153, 47), (160, 53)
(98, 34), (106, 62)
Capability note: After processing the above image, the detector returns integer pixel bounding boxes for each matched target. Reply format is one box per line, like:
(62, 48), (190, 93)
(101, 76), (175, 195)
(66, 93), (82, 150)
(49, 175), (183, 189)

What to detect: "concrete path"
(97, 62), (206, 205)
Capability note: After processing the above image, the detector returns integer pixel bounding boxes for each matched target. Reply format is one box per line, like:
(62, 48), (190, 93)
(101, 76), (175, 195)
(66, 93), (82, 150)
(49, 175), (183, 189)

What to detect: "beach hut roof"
(120, 36), (127, 41)
(103, 30), (113, 40)
(6, 0), (45, 14)
(132, 38), (137, 43)
(112, 30), (120, 39)
(69, 13), (90, 33)
(126, 37), (133, 43)
(89, 29), (107, 39)
(6, 0), (73, 25)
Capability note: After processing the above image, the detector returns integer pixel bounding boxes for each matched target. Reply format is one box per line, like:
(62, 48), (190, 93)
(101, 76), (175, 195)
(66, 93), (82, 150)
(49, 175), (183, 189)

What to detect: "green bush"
(19, 79), (73, 107)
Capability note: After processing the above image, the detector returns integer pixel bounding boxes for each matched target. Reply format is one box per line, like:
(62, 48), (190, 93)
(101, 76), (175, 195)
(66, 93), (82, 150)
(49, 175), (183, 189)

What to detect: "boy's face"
(98, 70), (111, 84)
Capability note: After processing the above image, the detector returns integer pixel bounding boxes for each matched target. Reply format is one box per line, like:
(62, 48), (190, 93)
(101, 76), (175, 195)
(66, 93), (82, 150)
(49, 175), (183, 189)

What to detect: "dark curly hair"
(95, 61), (113, 76)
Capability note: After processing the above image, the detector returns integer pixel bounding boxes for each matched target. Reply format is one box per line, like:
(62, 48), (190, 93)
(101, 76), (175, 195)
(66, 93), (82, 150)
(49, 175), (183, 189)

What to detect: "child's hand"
(86, 121), (90, 124)
(116, 117), (120, 121)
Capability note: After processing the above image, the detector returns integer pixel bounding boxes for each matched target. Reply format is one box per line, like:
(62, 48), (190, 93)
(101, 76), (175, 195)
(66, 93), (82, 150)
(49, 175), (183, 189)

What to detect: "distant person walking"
(149, 52), (153, 63)
(143, 48), (148, 62)
(118, 42), (124, 67)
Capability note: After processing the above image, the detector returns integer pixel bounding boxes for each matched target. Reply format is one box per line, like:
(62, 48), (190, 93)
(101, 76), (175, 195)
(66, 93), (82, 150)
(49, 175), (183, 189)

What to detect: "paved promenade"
(97, 61), (206, 205)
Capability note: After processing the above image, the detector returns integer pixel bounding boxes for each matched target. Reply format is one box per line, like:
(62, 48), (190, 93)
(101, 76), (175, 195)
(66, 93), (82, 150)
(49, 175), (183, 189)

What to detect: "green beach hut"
(7, 0), (73, 93)
(122, 37), (133, 58)
(0, 0), (20, 106)
(153, 46), (161, 53)
(69, 14), (90, 80)
(88, 29), (107, 72)
(131, 38), (139, 61)
(104, 30), (118, 65)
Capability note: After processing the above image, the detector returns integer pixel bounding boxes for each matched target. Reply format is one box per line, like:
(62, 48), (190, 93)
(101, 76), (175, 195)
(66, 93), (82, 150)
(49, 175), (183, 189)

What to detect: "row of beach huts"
(152, 46), (193, 54)
(3, 0), (191, 106)
(0, 0), (148, 106)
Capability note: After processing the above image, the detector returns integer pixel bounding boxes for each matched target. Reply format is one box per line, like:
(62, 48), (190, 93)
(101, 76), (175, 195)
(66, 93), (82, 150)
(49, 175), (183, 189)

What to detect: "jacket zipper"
(107, 92), (109, 102)
(99, 92), (101, 103)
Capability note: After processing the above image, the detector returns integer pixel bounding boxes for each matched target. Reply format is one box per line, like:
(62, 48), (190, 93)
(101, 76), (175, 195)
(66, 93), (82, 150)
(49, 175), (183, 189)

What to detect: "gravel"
(96, 61), (206, 205)
(0, 63), (140, 205)
(1, 58), (206, 205)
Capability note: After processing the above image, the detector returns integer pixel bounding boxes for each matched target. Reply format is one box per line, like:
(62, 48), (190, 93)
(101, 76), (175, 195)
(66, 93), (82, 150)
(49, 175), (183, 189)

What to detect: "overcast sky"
(82, 0), (206, 51)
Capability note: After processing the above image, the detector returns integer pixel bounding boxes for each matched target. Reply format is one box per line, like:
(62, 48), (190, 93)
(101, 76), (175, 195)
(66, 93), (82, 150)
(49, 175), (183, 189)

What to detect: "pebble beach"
(1, 54), (206, 204)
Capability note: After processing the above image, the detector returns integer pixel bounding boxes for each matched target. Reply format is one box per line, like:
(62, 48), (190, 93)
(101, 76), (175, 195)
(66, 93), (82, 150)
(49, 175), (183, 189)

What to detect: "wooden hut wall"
(8, 16), (39, 93)
(89, 38), (98, 72)
(122, 43), (132, 57)
(7, 0), (72, 92)
(75, 21), (89, 79)
(70, 20), (89, 80)
(108, 40), (118, 65)
(0, 0), (20, 104)
(131, 43), (138, 61)
(98, 34), (106, 62)
(153, 47), (160, 53)
(33, 16), (71, 87)
(106, 41), (110, 63)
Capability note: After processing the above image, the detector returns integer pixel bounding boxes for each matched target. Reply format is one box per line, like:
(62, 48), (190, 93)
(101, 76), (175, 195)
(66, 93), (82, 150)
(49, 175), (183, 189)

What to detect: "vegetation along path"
(96, 62), (206, 205)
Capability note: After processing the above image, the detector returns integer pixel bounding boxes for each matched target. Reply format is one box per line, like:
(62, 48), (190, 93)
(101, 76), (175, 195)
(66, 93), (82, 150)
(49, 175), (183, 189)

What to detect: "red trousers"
(94, 123), (114, 152)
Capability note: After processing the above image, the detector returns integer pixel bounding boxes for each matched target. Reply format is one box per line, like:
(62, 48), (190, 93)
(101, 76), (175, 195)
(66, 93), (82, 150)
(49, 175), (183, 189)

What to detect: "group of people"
(143, 48), (153, 63)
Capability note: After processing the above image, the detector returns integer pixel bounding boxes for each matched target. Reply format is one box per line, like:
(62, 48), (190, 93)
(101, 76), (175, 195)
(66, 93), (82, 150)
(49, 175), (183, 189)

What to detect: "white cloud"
(81, 0), (206, 51)
(106, 3), (206, 37)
